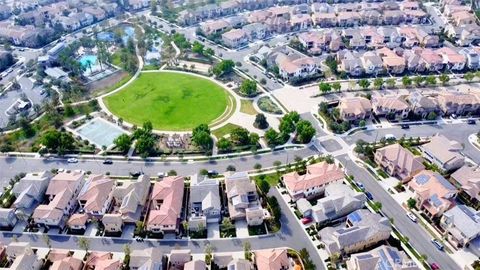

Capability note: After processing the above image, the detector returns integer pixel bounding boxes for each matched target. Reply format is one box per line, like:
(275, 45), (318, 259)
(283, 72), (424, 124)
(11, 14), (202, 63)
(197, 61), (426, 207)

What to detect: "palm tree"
(243, 241), (252, 261)
(42, 234), (51, 249)
(77, 237), (90, 252)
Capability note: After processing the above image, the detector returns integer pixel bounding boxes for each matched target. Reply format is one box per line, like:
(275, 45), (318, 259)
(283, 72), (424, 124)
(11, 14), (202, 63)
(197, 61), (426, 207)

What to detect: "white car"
(157, 172), (167, 178)
(67, 158), (78, 163)
(406, 212), (417, 222)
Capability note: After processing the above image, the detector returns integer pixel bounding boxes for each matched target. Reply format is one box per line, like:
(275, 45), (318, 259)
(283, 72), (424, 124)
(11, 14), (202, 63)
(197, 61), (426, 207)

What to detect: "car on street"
(431, 239), (444, 251)
(467, 119), (476, 125)
(67, 158), (78, 163)
(430, 263), (440, 270)
(365, 192), (373, 200)
(401, 124), (410, 129)
(301, 217), (312, 224)
(130, 171), (142, 177)
(103, 159), (113, 165)
(384, 134), (396, 140)
(208, 170), (218, 176)
(355, 182), (365, 191)
(450, 114), (457, 119)
(406, 212), (417, 222)
(157, 172), (167, 178)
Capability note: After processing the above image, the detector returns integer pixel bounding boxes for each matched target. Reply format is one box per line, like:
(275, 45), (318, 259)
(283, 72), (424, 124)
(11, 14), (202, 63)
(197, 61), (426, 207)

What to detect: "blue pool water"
(79, 55), (98, 68)
(97, 32), (114, 42)
(76, 118), (126, 148)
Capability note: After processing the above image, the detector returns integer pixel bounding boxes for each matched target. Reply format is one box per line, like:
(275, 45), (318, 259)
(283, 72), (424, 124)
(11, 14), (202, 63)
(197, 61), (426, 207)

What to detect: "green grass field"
(104, 72), (231, 130)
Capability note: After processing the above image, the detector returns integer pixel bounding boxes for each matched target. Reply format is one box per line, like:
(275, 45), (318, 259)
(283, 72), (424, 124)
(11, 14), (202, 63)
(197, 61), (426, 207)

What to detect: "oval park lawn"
(104, 72), (232, 131)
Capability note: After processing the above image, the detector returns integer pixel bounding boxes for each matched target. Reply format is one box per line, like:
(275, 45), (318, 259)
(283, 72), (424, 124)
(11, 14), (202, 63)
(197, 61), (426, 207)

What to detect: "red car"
(430, 263), (440, 270)
(301, 217), (312, 224)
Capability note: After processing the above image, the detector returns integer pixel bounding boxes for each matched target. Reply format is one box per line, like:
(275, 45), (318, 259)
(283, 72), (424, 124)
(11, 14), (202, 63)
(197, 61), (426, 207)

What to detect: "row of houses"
(0, 170), (269, 236)
(374, 138), (480, 252)
(0, 240), (295, 270)
(441, 0), (480, 47)
(338, 91), (480, 123)
(297, 26), (439, 55)
(336, 46), (480, 76)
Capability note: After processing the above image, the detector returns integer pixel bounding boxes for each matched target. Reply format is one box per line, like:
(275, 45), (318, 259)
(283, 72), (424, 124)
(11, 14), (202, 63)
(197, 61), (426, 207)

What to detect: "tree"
(168, 169), (177, 176)
(239, 80), (257, 96)
(425, 76), (436, 86)
(205, 48), (214, 57)
(42, 234), (51, 249)
(113, 134), (132, 153)
(254, 163), (262, 170)
(426, 111), (437, 120)
(358, 79), (370, 90)
(295, 120), (316, 144)
(318, 82), (331, 94)
(439, 74), (449, 85)
(64, 105), (75, 117)
(217, 137), (232, 152)
(212, 59), (235, 77)
(464, 72), (475, 82)
(359, 120), (366, 127)
(192, 124), (212, 150)
(19, 118), (35, 138)
(331, 82), (341, 92)
(204, 244), (213, 264)
(407, 198), (416, 209)
(413, 76), (424, 86)
(265, 128), (279, 147)
(385, 78), (396, 89)
(41, 130), (75, 155)
(229, 127), (250, 146)
(135, 134), (156, 158)
(373, 78), (384, 90)
(221, 217), (235, 231)
(402, 76), (412, 88)
(123, 244), (131, 257)
(243, 241), (252, 261)
(254, 114), (269, 129)
(192, 41), (204, 55)
(279, 111), (300, 134)
(77, 237), (90, 252)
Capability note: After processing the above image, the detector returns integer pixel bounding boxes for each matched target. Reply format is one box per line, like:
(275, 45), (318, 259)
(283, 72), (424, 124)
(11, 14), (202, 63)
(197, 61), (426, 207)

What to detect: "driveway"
(207, 223), (220, 239)
(235, 220), (249, 238)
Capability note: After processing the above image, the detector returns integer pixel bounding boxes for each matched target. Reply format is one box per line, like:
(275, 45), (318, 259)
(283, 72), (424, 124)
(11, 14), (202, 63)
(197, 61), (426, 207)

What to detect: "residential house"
(0, 23), (53, 47)
(376, 47), (405, 74)
(360, 27), (384, 48)
(450, 165), (480, 203)
(147, 176), (184, 234)
(0, 209), (18, 228)
(416, 28), (440, 48)
(32, 171), (84, 228)
(247, 10), (272, 23)
(346, 245), (419, 270)
(360, 52), (384, 75)
(338, 50), (364, 76)
(12, 171), (52, 210)
(220, 0), (241, 15)
(420, 49), (444, 72)
(400, 1), (420, 11)
(278, 56), (319, 81)
(77, 174), (116, 216)
(66, 213), (89, 232)
(337, 12), (361, 27)
(243, 23), (269, 41)
(3, 242), (43, 270)
(445, 24), (480, 46)
(408, 170), (458, 218)
(169, 250), (192, 269)
(440, 205), (480, 248)
(129, 248), (164, 270)
(102, 213), (123, 234)
(404, 9), (428, 24)
(128, 0), (150, 10)
(282, 161), (344, 201)
(225, 172), (266, 226)
(222, 29), (249, 48)
(311, 183), (366, 224)
(383, 10), (405, 25)
(343, 30), (366, 50)
(338, 97), (372, 122)
(420, 134), (465, 171)
(404, 49), (426, 72)
(319, 209), (392, 255)
(459, 47), (480, 69)
(436, 47), (466, 71)
(84, 252), (122, 270)
(184, 260), (207, 270)
(264, 16), (290, 33)
(312, 12), (337, 27)
(200, 20), (230, 36)
(361, 10), (382, 25)
(374, 144), (425, 182)
(451, 10), (476, 26)
(371, 95), (410, 119)
(254, 249), (290, 270)
(408, 91), (441, 118)
(112, 174), (150, 223)
(377, 27), (402, 49)
(290, 13), (312, 31)
(82, 6), (107, 21)
(436, 91), (480, 116)
(267, 6), (291, 19)
(48, 249), (83, 270)
(189, 174), (221, 231)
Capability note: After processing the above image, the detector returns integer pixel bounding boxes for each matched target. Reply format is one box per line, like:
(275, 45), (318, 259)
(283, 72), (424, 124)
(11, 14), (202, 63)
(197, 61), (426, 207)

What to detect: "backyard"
(104, 72), (233, 130)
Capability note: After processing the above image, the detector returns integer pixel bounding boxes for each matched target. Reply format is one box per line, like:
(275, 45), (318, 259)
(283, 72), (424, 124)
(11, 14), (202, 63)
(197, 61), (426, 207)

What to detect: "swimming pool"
(79, 55), (98, 68)
(76, 118), (126, 148)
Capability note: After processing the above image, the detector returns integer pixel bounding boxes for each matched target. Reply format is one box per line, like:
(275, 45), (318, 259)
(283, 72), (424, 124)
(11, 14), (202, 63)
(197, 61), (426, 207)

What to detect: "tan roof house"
(436, 91), (480, 116)
(420, 134), (465, 172)
(283, 161), (344, 201)
(169, 250), (192, 269)
(450, 165), (480, 202)
(112, 174), (150, 223)
(222, 28), (248, 48)
(376, 47), (405, 74)
(374, 144), (425, 182)
(78, 174), (116, 216)
(451, 10), (476, 26)
(67, 213), (89, 231)
(84, 252), (122, 270)
(312, 12), (337, 27)
(435, 47), (466, 70)
(200, 20), (230, 35)
(338, 97), (372, 122)
(147, 176), (184, 234)
(408, 170), (458, 218)
(102, 213), (123, 234)
(420, 49), (444, 71)
(4, 242), (43, 270)
(48, 249), (83, 270)
(184, 260), (207, 270)
(371, 95), (410, 119)
(254, 249), (290, 270)
(278, 56), (319, 81)
(130, 248), (164, 270)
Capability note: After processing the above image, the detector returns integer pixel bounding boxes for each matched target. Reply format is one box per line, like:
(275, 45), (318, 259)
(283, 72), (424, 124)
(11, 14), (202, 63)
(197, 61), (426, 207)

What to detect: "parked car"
(208, 170), (218, 176)
(157, 172), (167, 178)
(406, 212), (417, 222)
(430, 263), (440, 270)
(365, 192), (373, 200)
(355, 182), (365, 191)
(130, 171), (142, 177)
(467, 119), (476, 125)
(384, 134), (396, 140)
(401, 124), (410, 129)
(67, 158), (78, 163)
(450, 114), (457, 119)
(103, 159), (113, 165)
(431, 239), (444, 251)
(301, 217), (312, 225)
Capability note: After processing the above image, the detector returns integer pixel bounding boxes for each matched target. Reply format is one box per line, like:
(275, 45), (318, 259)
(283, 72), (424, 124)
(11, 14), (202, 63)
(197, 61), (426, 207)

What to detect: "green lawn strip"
(104, 72), (231, 130)
(212, 123), (241, 139)
(240, 99), (257, 115)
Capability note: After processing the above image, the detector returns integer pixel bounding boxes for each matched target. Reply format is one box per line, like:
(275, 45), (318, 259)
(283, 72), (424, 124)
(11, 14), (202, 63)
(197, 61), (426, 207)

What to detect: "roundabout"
(103, 71), (235, 131)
